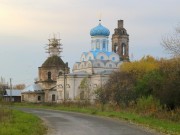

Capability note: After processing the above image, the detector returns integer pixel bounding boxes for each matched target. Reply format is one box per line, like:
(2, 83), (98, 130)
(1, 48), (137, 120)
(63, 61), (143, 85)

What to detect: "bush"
(136, 96), (162, 116)
(154, 107), (180, 122)
(104, 71), (137, 107)
(135, 70), (163, 97)
(155, 58), (180, 109)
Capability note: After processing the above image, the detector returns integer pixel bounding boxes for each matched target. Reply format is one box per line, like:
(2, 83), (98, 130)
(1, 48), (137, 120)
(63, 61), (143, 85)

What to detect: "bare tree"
(162, 24), (180, 57)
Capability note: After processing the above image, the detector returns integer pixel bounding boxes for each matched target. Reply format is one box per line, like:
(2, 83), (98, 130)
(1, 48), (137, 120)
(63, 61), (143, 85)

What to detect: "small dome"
(90, 23), (110, 36)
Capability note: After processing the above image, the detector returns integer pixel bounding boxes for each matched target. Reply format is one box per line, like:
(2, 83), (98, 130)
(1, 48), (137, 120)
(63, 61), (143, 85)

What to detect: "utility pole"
(10, 78), (12, 103)
(64, 67), (66, 101)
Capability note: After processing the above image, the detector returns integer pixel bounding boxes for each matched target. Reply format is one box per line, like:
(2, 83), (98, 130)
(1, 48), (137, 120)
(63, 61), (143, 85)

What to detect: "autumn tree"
(120, 55), (159, 79)
(155, 58), (180, 109)
(98, 55), (180, 109)
(13, 84), (26, 90)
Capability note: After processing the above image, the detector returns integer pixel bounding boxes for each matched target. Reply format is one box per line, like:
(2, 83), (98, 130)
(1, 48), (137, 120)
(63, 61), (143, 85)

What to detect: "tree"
(162, 25), (180, 57)
(155, 58), (180, 109)
(103, 71), (136, 107)
(95, 85), (111, 111)
(78, 77), (91, 100)
(135, 70), (163, 97)
(120, 55), (159, 79)
(13, 84), (26, 90)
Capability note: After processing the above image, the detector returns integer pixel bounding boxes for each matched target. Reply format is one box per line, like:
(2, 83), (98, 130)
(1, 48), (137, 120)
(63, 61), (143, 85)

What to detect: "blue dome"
(90, 23), (110, 36)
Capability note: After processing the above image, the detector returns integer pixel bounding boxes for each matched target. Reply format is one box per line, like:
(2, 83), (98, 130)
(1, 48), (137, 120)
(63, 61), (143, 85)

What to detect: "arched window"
(96, 39), (100, 49)
(109, 64), (112, 68)
(97, 63), (100, 67)
(122, 30), (125, 34)
(103, 40), (106, 50)
(89, 57), (91, 60)
(38, 96), (41, 101)
(121, 43), (126, 55)
(112, 57), (115, 61)
(103, 44), (106, 49)
(59, 71), (62, 76)
(114, 43), (118, 53)
(48, 72), (51, 80)
(100, 56), (104, 60)
(52, 94), (55, 101)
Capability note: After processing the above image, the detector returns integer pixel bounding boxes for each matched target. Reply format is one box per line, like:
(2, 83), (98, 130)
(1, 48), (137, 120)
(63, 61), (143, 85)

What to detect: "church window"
(97, 63), (100, 67)
(38, 96), (41, 101)
(109, 64), (112, 68)
(114, 43), (118, 53)
(96, 40), (100, 49)
(48, 71), (51, 80)
(103, 44), (106, 49)
(100, 56), (104, 60)
(52, 94), (55, 101)
(112, 57), (115, 61)
(89, 57), (91, 60)
(58, 72), (62, 76)
(103, 40), (106, 50)
(121, 43), (126, 55)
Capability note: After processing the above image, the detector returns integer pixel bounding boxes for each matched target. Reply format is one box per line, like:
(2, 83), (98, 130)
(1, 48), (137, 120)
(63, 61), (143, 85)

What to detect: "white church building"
(56, 20), (129, 102)
(21, 20), (129, 103)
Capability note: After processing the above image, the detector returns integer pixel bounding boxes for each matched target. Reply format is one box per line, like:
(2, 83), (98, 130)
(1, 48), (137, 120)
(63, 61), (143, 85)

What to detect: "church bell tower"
(112, 20), (129, 61)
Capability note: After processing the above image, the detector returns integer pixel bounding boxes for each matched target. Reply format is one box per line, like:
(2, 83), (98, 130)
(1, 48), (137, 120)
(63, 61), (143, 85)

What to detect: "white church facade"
(21, 20), (129, 103)
(56, 20), (129, 102)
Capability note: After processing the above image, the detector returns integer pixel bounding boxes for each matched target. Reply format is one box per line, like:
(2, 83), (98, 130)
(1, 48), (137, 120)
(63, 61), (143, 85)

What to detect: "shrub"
(136, 96), (162, 116)
(135, 70), (163, 97)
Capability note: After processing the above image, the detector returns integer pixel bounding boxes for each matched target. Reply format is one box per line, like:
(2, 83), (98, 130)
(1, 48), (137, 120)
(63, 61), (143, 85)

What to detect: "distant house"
(3, 89), (21, 102)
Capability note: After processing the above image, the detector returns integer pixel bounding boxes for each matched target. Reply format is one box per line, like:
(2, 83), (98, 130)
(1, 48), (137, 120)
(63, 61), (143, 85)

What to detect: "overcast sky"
(0, 0), (179, 86)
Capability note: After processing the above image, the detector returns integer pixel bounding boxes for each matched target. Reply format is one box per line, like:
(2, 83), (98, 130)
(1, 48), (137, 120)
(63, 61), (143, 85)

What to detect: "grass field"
(0, 108), (46, 135)
(14, 103), (180, 135)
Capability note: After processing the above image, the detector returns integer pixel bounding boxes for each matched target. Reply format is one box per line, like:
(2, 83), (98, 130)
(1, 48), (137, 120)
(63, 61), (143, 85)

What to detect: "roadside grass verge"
(0, 108), (46, 135)
(14, 102), (180, 135)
